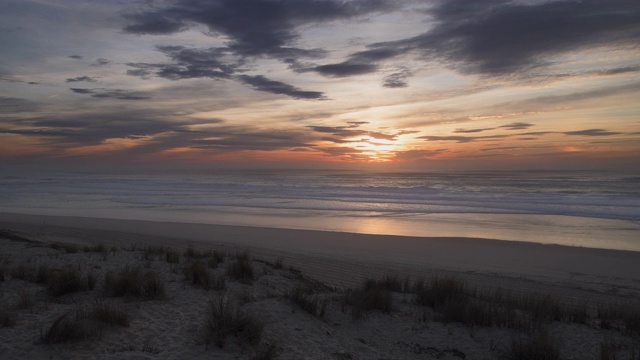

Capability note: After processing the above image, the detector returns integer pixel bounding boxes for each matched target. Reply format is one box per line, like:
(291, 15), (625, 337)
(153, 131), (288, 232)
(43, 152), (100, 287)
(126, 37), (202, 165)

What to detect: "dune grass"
(227, 252), (254, 284)
(41, 301), (130, 343)
(203, 297), (263, 348)
(344, 278), (393, 320)
(0, 309), (17, 327)
(11, 263), (95, 297)
(505, 327), (561, 360)
(47, 268), (96, 297)
(104, 266), (165, 300)
(183, 260), (225, 290)
(288, 283), (327, 318)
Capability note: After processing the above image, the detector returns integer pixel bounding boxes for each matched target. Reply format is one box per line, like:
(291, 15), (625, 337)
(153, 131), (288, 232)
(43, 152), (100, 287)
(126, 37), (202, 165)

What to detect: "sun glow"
(349, 136), (398, 162)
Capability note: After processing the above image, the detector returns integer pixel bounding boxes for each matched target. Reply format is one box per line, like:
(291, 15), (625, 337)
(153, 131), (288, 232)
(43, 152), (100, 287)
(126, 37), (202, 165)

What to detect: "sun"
(351, 136), (398, 162)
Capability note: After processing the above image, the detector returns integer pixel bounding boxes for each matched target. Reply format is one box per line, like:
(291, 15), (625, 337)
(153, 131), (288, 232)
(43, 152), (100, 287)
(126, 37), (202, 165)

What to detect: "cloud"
(122, 0), (394, 59)
(563, 129), (622, 137)
(91, 58), (111, 66)
(122, 11), (188, 34)
(393, 149), (447, 160)
(500, 122), (534, 131)
(453, 127), (494, 134)
(121, 1), (395, 99)
(420, 134), (508, 143)
(309, 61), (378, 78)
(236, 75), (326, 100)
(69, 88), (151, 100)
(382, 68), (411, 88)
(0, 97), (39, 113)
(68, 55), (83, 60)
(307, 125), (367, 138)
(353, 0), (640, 77)
(192, 130), (315, 151)
(65, 76), (97, 83)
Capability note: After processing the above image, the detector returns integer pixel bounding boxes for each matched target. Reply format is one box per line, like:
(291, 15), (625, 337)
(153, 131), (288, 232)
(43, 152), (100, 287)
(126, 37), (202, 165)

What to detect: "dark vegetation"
(103, 266), (165, 300)
(203, 297), (263, 348)
(227, 252), (254, 283)
(343, 278), (393, 320)
(288, 283), (327, 318)
(11, 264), (95, 297)
(183, 260), (225, 290)
(41, 302), (129, 343)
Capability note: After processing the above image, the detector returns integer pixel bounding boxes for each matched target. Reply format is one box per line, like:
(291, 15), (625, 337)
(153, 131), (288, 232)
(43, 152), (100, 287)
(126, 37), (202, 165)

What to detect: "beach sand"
(1, 212), (639, 359)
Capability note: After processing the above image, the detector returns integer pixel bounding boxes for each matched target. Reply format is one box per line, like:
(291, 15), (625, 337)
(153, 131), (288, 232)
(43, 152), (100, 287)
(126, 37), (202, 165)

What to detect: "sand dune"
(1, 212), (639, 359)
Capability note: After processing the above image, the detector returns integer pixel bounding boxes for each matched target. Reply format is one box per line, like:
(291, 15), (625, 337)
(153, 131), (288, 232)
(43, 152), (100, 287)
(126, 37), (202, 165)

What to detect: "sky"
(1, 0), (639, 172)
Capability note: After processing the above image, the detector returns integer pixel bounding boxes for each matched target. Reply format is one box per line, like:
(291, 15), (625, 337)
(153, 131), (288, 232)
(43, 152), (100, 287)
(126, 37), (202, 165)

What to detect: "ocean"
(1, 170), (639, 251)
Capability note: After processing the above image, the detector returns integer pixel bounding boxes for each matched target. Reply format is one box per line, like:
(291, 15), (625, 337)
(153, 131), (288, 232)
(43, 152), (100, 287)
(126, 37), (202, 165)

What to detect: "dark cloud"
(121, 1), (394, 99)
(123, 11), (188, 34)
(69, 88), (151, 100)
(65, 76), (97, 83)
(0, 77), (24, 83)
(353, 0), (640, 77)
(307, 125), (366, 138)
(420, 134), (508, 143)
(453, 127), (494, 134)
(2, 111), (203, 146)
(151, 46), (238, 80)
(68, 55), (83, 60)
(382, 68), (411, 88)
(192, 131), (314, 151)
(126, 46), (326, 100)
(500, 122), (534, 131)
(563, 129), (622, 137)
(91, 58), (111, 66)
(0, 97), (39, 113)
(236, 75), (326, 100)
(308, 122), (418, 143)
(69, 88), (92, 94)
(122, 0), (393, 59)
(0, 128), (78, 137)
(310, 61), (378, 77)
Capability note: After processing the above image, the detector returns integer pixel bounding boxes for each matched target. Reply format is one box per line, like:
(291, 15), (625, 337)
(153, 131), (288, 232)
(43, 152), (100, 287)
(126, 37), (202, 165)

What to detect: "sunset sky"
(1, 0), (639, 172)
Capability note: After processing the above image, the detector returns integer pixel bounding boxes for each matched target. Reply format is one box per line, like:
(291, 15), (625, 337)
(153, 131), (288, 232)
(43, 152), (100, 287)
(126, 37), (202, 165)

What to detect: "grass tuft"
(344, 278), (393, 320)
(165, 249), (181, 264)
(184, 261), (225, 290)
(0, 310), (17, 327)
(289, 283), (326, 318)
(227, 252), (254, 284)
(505, 327), (561, 360)
(89, 300), (130, 327)
(47, 268), (94, 297)
(104, 266), (166, 300)
(203, 297), (263, 348)
(41, 302), (129, 343)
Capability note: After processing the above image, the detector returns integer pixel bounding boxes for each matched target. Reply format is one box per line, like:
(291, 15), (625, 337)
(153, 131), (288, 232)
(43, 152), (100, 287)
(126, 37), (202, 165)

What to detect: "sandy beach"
(1, 212), (639, 359)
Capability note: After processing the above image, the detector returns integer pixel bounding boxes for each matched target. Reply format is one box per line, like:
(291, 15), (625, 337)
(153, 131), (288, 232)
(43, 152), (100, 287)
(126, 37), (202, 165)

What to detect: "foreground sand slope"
(1, 213), (639, 359)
